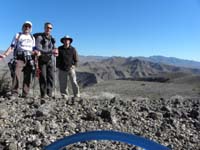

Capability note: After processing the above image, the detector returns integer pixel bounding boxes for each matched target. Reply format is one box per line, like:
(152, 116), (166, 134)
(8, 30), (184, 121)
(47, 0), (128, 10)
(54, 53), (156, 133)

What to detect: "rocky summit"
(0, 93), (199, 150)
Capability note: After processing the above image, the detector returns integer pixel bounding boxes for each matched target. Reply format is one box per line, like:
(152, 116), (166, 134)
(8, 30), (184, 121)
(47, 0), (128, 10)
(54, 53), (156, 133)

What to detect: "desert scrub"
(0, 71), (10, 97)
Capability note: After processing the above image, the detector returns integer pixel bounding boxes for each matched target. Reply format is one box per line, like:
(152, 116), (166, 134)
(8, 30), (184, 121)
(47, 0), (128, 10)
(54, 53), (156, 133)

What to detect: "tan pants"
(58, 68), (80, 97)
(12, 60), (32, 96)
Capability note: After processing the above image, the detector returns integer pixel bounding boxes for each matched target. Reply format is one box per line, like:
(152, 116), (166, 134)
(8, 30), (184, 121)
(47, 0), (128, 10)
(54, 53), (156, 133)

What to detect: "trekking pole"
(32, 68), (36, 97)
(53, 55), (57, 98)
(32, 54), (41, 97)
(32, 55), (37, 97)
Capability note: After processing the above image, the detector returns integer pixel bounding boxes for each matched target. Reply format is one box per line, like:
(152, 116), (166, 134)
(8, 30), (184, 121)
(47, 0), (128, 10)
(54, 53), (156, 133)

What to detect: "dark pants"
(38, 59), (54, 97)
(12, 60), (32, 96)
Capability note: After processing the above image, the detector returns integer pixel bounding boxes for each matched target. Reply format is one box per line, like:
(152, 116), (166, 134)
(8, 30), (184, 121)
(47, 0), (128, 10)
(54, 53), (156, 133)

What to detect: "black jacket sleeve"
(73, 48), (79, 67)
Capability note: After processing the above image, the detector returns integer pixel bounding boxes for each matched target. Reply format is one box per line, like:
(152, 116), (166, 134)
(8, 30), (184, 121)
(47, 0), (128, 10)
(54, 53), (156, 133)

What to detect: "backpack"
(33, 32), (55, 46)
(33, 33), (56, 63)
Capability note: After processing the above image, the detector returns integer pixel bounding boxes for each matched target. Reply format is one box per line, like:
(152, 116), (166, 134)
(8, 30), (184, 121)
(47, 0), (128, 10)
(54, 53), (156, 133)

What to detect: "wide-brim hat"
(60, 35), (73, 44)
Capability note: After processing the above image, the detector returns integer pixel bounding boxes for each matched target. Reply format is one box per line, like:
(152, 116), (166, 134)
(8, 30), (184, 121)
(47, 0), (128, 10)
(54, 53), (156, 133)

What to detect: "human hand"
(71, 65), (77, 69)
(0, 54), (6, 60)
(52, 48), (58, 57)
(33, 50), (41, 56)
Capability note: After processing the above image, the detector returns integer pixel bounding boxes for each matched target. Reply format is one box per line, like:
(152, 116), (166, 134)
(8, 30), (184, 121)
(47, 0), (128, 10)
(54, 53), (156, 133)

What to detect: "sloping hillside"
(78, 57), (200, 84)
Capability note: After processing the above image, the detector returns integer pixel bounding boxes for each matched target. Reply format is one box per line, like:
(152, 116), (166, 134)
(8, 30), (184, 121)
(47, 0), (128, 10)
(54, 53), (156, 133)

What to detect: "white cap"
(23, 21), (32, 27)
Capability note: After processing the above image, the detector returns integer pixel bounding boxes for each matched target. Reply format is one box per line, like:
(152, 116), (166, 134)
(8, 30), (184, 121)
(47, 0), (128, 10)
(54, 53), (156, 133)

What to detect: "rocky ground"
(0, 90), (199, 150)
(1, 52), (200, 150)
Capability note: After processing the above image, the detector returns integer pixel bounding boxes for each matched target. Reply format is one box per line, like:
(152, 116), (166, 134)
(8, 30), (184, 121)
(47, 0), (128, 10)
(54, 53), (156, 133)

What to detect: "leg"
(22, 64), (32, 97)
(59, 69), (69, 97)
(69, 68), (80, 97)
(12, 60), (25, 95)
(39, 62), (47, 97)
(46, 60), (53, 97)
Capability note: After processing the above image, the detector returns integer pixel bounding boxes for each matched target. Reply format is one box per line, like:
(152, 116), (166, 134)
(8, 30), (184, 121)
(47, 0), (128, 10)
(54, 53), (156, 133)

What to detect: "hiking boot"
(61, 94), (69, 100)
(21, 95), (28, 98)
(47, 93), (52, 98)
(72, 94), (80, 100)
(40, 95), (50, 99)
(66, 98), (74, 105)
(9, 94), (18, 100)
(21, 93), (28, 98)
(75, 94), (80, 98)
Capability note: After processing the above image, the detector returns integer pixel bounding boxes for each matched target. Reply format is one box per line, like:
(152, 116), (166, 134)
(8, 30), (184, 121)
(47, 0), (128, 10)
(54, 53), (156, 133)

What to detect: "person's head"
(44, 22), (53, 36)
(22, 21), (32, 34)
(60, 35), (73, 46)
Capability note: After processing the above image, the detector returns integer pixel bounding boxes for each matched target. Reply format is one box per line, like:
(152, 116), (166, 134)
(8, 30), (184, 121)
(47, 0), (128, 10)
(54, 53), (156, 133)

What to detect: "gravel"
(0, 93), (199, 150)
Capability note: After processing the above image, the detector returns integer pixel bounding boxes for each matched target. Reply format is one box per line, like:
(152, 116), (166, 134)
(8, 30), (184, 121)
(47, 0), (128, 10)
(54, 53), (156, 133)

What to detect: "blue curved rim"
(44, 130), (170, 150)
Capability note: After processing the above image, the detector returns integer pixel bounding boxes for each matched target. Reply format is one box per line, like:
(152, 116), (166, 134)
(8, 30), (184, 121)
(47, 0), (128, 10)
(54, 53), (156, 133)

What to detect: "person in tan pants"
(0, 21), (36, 98)
(56, 35), (80, 99)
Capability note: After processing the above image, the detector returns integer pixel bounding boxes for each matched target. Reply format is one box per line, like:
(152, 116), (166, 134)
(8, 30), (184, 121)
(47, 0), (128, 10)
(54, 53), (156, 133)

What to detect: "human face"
(23, 24), (32, 34)
(63, 39), (71, 47)
(64, 39), (71, 45)
(45, 24), (53, 35)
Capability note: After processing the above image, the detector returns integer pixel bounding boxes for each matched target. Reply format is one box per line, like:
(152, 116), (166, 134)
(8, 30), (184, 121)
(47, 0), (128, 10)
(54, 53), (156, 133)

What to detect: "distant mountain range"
(139, 56), (200, 69)
(80, 55), (200, 69)
(1, 49), (199, 69)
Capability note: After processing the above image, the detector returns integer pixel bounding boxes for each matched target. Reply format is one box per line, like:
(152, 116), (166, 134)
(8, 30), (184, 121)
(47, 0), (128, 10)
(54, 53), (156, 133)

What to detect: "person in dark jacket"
(56, 35), (80, 99)
(34, 22), (58, 98)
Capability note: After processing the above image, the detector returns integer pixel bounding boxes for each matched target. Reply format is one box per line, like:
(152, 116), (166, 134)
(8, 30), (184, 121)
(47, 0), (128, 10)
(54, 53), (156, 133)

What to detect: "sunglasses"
(24, 25), (31, 28)
(47, 26), (53, 29)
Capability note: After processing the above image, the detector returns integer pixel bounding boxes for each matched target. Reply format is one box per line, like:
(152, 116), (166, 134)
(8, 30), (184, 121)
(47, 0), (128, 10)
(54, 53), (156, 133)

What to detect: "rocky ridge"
(77, 58), (200, 86)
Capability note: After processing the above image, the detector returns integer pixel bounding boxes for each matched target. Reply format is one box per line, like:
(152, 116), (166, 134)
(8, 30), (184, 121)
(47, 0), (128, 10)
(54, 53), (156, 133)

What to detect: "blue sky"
(1, 0), (200, 61)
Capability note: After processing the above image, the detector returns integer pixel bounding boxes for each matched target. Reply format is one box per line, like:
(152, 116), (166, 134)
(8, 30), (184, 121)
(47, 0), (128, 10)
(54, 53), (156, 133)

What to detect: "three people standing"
(0, 21), (80, 99)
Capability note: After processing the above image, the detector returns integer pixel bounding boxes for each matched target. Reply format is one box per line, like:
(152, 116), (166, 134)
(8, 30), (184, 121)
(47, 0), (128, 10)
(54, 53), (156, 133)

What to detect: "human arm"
(32, 38), (41, 56)
(0, 33), (18, 60)
(73, 48), (79, 67)
(0, 46), (14, 60)
(51, 37), (58, 56)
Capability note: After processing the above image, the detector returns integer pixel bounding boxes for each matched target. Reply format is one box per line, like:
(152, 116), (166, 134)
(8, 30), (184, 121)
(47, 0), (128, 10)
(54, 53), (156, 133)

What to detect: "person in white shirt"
(0, 21), (38, 98)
